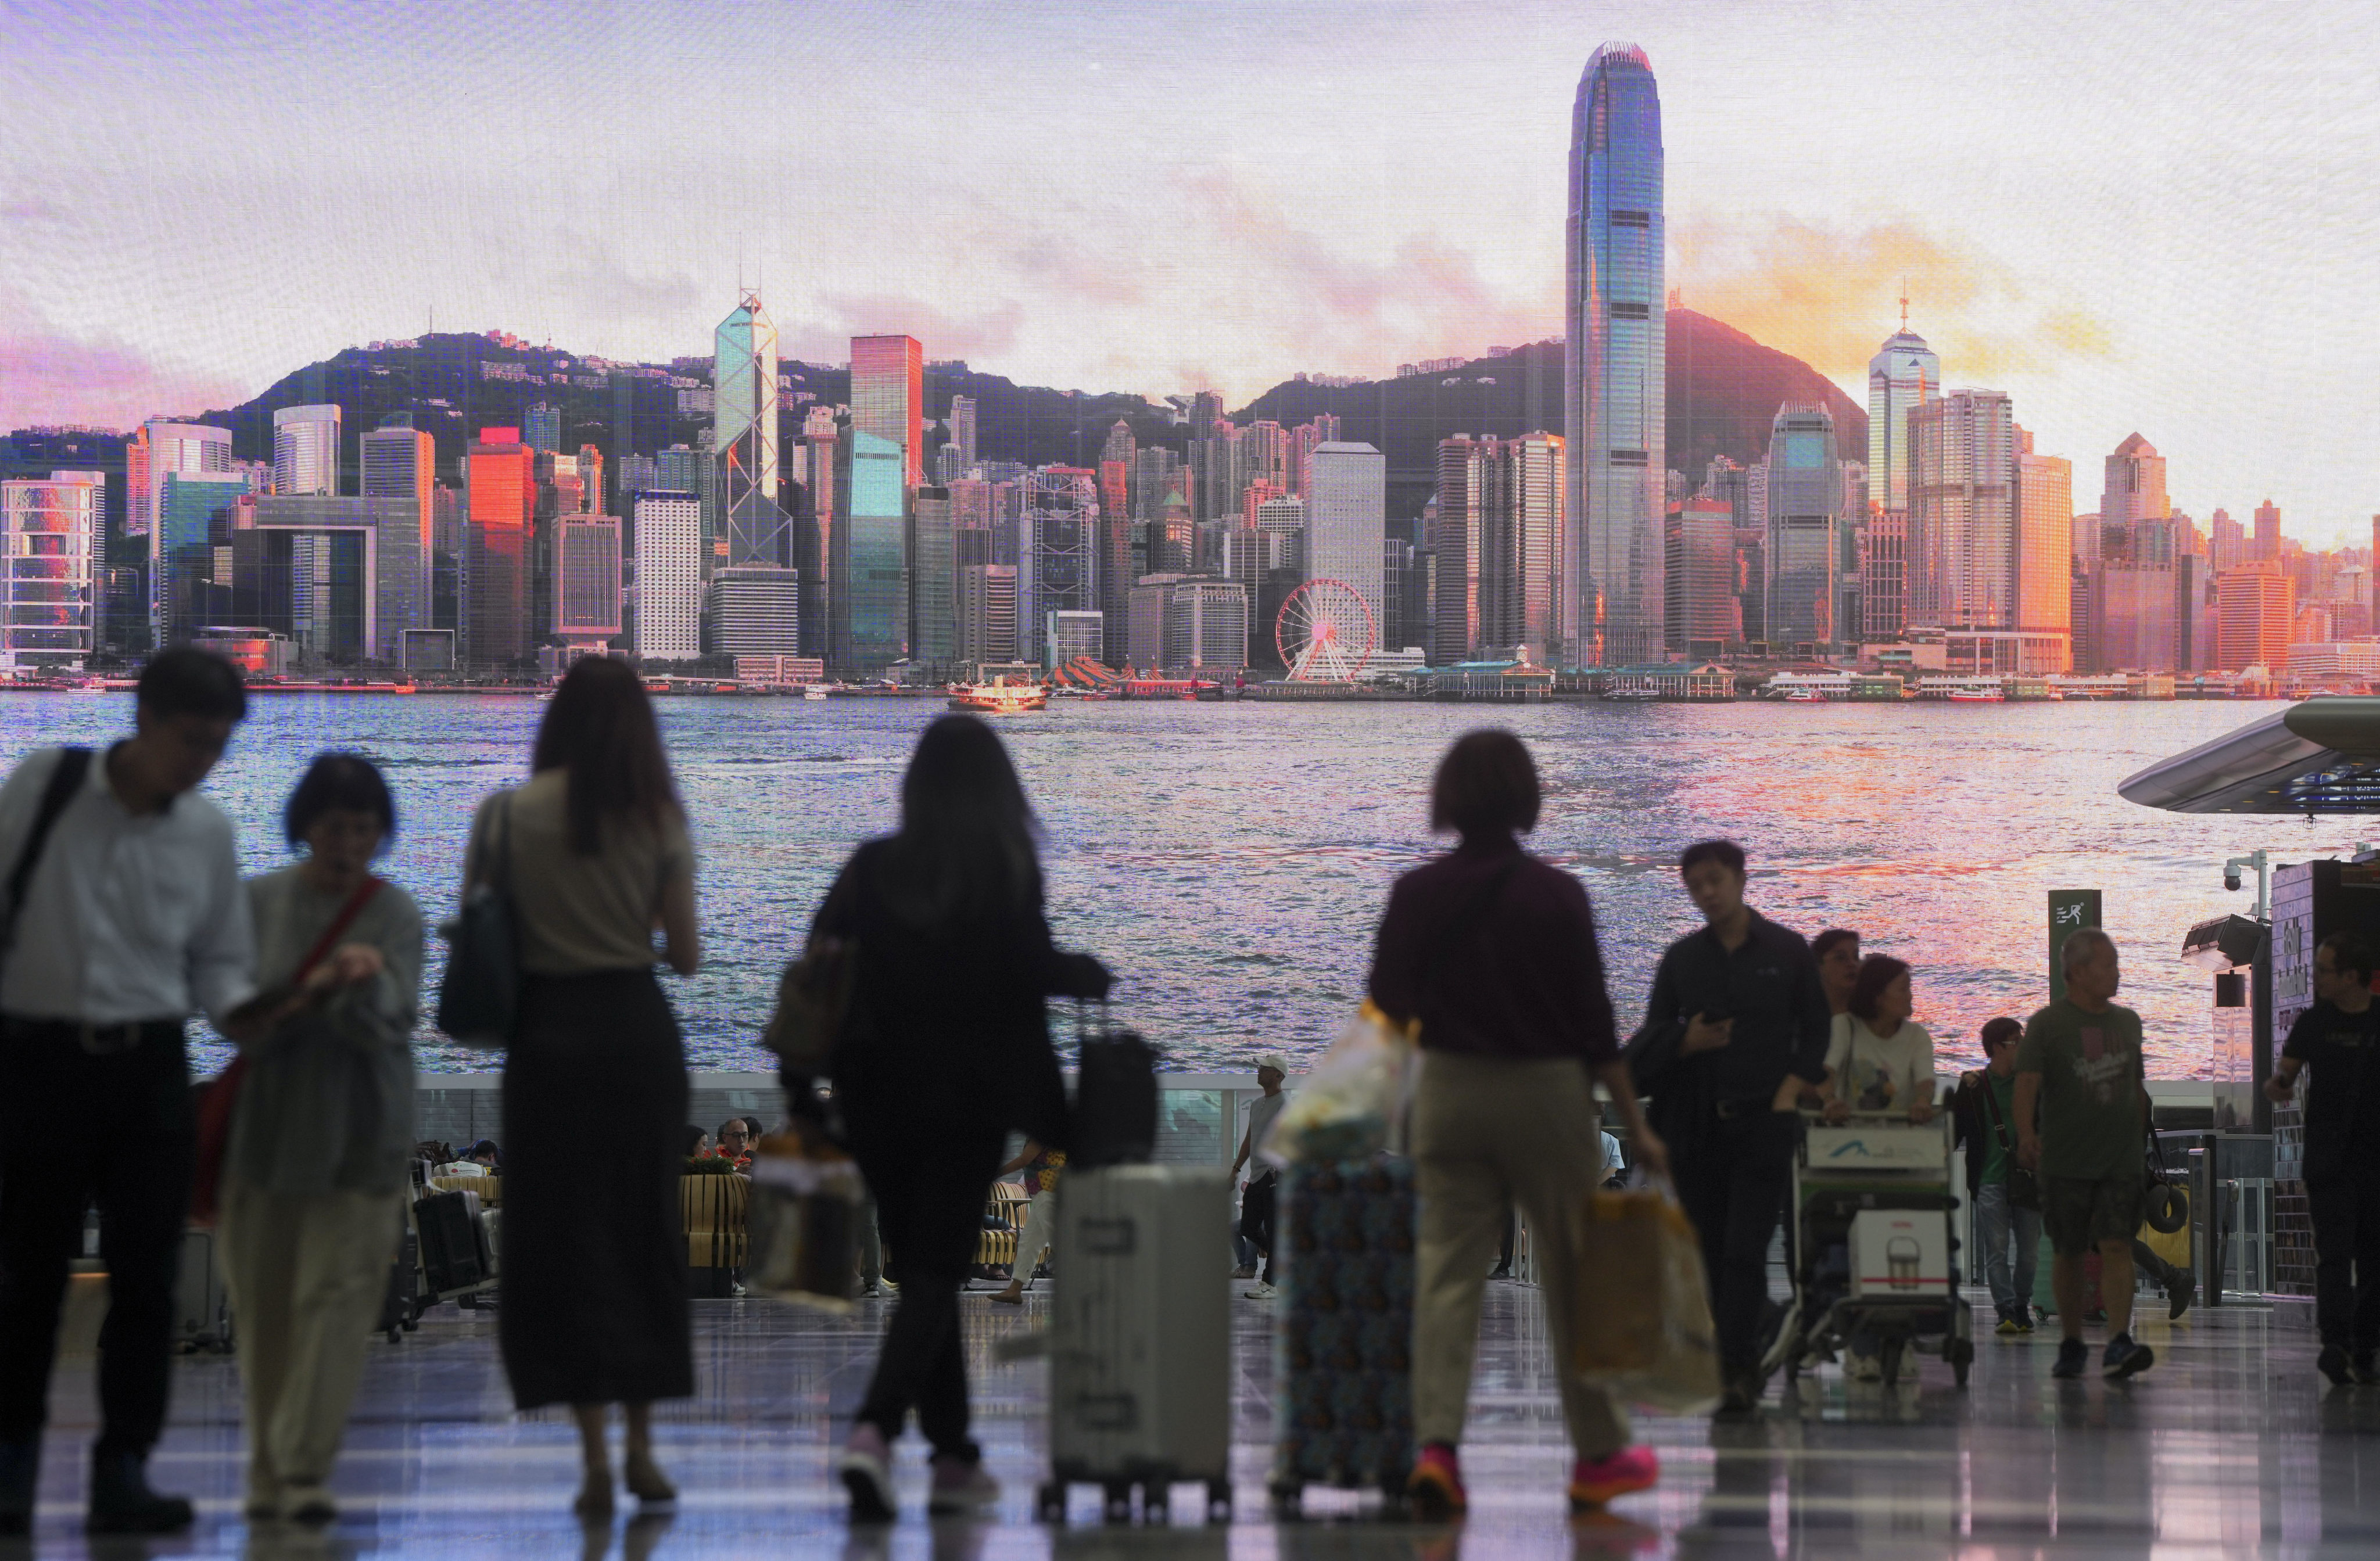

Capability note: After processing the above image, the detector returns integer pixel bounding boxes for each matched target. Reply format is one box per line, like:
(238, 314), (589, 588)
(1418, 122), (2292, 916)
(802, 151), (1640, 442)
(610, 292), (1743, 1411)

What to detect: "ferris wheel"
(1275, 579), (1378, 683)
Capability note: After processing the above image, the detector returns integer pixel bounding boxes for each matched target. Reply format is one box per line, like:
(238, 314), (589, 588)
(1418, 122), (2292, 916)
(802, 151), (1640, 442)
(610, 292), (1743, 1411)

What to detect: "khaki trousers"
(218, 1180), (403, 1493)
(1411, 1050), (1629, 1459)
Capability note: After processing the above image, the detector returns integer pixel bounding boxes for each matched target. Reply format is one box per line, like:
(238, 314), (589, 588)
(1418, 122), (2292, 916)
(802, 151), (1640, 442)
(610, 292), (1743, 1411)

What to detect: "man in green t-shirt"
(2015, 928), (2155, 1381)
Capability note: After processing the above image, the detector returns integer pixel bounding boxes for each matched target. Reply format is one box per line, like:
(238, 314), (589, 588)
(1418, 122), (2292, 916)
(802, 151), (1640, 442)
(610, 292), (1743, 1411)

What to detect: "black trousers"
(1672, 1108), (1796, 1373)
(2309, 1167), (2380, 1351)
(851, 1122), (1004, 1456)
(0, 1018), (191, 1455)
(1239, 1175), (1277, 1284)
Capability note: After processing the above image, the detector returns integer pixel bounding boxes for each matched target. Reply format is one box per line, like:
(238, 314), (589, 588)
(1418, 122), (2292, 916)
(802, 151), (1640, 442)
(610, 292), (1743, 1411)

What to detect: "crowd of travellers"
(3, 645), (2364, 1538)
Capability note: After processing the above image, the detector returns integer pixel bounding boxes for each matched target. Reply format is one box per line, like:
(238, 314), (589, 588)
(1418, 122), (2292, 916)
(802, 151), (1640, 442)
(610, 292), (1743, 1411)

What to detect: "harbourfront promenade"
(20, 1278), (2375, 1558)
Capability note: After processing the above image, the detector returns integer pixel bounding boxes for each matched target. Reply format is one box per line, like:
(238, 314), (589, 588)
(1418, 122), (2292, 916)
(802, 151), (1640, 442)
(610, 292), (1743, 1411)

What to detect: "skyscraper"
(2098, 435), (2168, 565)
(1866, 326), (1940, 515)
(1019, 467), (1099, 670)
(830, 429), (908, 675)
(1908, 389), (2015, 629)
(2013, 427), (2074, 668)
(273, 404), (341, 497)
(633, 491), (702, 660)
(1481, 433), (1564, 655)
(1566, 42), (1665, 666)
(554, 516), (623, 651)
(1, 475), (100, 670)
(128, 420), (232, 651)
(2253, 499), (2281, 561)
(465, 427), (536, 670)
(948, 395), (978, 472)
(1431, 436), (1486, 664)
(1307, 442), (1387, 633)
(524, 402), (561, 455)
(910, 485), (957, 668)
(715, 292), (786, 567)
(361, 421), (437, 656)
(852, 335), (925, 488)
(1666, 494), (1742, 648)
(2215, 565), (2293, 672)
(1762, 404), (1845, 652)
(956, 564), (1018, 665)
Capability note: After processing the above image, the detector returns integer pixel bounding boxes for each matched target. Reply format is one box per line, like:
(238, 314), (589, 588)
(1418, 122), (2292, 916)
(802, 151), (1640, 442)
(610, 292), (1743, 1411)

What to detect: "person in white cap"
(1231, 1054), (1291, 1297)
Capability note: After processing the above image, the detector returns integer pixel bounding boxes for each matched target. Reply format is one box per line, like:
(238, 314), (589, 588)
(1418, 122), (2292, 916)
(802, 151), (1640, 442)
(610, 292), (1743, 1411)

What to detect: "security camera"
(2224, 870), (2242, 892)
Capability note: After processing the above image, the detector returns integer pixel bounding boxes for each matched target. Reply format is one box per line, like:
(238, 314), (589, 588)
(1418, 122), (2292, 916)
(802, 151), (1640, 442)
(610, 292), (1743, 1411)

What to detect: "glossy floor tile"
(9, 1282), (2380, 1558)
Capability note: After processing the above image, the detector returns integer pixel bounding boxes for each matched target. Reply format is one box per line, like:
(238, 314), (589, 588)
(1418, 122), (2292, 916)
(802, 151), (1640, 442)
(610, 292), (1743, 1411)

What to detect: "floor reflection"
(12, 1283), (2377, 1558)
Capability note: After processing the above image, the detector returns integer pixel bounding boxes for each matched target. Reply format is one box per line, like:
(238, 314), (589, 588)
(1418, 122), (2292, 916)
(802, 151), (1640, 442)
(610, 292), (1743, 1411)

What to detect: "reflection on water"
(0, 692), (2334, 1076)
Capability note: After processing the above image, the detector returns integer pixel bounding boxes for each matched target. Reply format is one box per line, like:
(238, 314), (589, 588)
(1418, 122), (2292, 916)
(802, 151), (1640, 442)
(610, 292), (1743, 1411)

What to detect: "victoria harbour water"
(0, 692), (2332, 1079)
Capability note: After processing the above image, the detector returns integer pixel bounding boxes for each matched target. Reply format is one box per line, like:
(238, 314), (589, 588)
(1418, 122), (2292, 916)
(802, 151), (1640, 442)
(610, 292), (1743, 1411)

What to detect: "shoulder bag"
(193, 875), (384, 1224)
(1978, 1071), (2040, 1212)
(762, 936), (857, 1075)
(435, 792), (520, 1048)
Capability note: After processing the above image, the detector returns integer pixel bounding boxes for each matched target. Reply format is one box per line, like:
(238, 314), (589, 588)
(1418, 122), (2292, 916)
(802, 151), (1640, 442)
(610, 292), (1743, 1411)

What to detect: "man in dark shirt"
(2267, 930), (2380, 1386)
(1627, 839), (1830, 1413)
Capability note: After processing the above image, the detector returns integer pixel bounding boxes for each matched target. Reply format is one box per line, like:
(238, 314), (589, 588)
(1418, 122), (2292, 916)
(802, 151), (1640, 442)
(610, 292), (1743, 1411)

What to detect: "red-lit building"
(467, 427), (535, 670)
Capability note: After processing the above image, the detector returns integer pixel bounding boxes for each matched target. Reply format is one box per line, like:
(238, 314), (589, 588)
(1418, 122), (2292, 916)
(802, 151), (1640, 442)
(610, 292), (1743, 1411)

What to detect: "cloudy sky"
(3, 0), (2375, 540)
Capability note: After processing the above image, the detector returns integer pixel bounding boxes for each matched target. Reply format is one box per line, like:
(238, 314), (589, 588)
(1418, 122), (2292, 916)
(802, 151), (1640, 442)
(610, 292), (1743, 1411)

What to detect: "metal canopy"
(2118, 697), (2380, 814)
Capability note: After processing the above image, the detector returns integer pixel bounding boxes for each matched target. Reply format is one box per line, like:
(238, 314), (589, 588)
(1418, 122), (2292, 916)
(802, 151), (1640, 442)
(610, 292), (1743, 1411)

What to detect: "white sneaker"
(1243, 1282), (1277, 1299)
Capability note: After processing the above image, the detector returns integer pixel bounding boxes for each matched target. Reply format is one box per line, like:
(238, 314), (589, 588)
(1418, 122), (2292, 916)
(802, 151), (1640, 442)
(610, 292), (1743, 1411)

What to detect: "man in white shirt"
(1232, 1054), (1291, 1298)
(0, 648), (256, 1537)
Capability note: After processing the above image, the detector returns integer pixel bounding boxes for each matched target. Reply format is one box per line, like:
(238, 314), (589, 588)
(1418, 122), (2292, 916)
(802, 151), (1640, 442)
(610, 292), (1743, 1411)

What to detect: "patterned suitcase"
(1270, 1157), (1415, 1512)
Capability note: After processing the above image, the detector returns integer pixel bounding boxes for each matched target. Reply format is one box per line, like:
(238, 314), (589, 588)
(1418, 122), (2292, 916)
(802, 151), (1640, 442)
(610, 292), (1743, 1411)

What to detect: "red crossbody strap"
(293, 876), (384, 982)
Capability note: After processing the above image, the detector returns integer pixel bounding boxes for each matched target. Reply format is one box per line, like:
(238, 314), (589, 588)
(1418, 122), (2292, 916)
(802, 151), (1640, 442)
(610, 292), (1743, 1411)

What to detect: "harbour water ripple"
(0, 692), (2333, 1079)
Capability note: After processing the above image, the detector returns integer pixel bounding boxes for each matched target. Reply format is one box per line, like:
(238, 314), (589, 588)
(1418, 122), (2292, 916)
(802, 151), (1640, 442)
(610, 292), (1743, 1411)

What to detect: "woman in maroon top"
(1369, 729), (1668, 1519)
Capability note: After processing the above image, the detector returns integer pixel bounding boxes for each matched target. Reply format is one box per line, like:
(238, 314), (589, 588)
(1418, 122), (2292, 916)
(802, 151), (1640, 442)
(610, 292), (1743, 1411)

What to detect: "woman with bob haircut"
(1368, 728), (1669, 1518)
(220, 752), (421, 1524)
(462, 656), (701, 1518)
(805, 714), (1110, 1522)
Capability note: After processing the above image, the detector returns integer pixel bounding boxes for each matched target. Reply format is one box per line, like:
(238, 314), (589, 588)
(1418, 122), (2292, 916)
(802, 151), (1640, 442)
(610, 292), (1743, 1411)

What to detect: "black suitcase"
(379, 1227), (420, 1340)
(415, 1190), (485, 1293)
(1070, 1003), (1158, 1168)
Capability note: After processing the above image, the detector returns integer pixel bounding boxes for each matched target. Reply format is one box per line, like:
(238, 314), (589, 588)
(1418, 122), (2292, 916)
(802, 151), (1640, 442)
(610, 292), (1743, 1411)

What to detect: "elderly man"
(2016, 928), (2155, 1381)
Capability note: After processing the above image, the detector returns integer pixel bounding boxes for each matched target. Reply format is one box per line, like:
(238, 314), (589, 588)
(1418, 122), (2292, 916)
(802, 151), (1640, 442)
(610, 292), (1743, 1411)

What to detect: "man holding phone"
(1628, 840), (1831, 1413)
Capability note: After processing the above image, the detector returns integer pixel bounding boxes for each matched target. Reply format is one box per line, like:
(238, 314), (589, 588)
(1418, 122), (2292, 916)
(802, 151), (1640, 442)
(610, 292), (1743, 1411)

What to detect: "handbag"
(761, 935), (856, 1074)
(435, 792), (519, 1048)
(192, 875), (384, 1225)
(1978, 1070), (2040, 1213)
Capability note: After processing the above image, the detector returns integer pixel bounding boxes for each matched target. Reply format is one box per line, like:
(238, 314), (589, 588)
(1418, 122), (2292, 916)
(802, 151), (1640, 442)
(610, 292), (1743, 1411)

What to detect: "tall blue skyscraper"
(1763, 404), (1845, 652)
(1866, 324), (1940, 515)
(1565, 42), (1665, 667)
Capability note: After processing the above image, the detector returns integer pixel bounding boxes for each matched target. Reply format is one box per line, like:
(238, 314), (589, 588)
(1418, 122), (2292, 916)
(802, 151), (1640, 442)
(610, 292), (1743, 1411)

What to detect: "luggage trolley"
(1769, 1110), (1974, 1391)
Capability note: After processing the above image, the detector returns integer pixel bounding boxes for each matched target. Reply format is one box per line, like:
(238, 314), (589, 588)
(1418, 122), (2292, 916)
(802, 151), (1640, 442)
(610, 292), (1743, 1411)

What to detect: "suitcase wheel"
(1268, 1480), (1302, 1519)
(1206, 1479), (1232, 1520)
(1103, 1481), (1133, 1522)
(1035, 1481), (1064, 1522)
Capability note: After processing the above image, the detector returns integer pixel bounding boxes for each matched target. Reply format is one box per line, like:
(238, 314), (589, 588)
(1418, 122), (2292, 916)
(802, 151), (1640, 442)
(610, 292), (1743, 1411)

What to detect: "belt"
(2, 1014), (184, 1056)
(1713, 1095), (1782, 1121)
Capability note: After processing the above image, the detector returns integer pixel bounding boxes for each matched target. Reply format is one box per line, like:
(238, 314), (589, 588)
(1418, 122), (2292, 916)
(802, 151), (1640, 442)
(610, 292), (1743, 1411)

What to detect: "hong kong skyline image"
(3, 0), (2379, 1088)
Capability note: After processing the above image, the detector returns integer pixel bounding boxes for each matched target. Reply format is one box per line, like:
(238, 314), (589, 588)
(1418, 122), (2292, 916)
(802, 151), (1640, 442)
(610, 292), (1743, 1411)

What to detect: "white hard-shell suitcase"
(1038, 1164), (1232, 1523)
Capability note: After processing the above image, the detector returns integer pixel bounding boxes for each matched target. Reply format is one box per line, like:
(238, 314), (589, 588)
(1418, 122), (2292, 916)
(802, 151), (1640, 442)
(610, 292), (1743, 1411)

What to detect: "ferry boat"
(1947, 687), (2006, 702)
(1780, 687), (1829, 703)
(948, 679), (1049, 714)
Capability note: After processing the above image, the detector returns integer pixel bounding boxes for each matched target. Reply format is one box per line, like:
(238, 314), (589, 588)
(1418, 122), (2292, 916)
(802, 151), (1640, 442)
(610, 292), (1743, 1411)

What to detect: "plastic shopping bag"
(1570, 1185), (1723, 1414)
(745, 1128), (865, 1314)
(1260, 1000), (1417, 1168)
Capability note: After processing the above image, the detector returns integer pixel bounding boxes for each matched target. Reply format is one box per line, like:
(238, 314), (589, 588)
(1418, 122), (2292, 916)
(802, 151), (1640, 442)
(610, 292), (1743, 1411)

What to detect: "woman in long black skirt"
(793, 715), (1107, 1521)
(461, 657), (700, 1518)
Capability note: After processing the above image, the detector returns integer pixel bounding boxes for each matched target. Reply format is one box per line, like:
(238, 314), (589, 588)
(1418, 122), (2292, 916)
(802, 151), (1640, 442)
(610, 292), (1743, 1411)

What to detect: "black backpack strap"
(4, 746), (93, 955)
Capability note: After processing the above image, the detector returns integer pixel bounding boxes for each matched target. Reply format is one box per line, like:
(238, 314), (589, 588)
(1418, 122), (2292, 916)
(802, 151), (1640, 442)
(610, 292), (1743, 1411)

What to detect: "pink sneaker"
(1406, 1443), (1467, 1518)
(1569, 1445), (1659, 1509)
